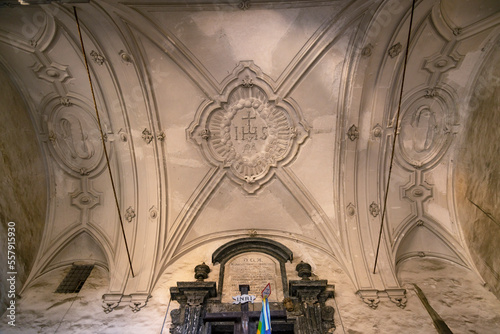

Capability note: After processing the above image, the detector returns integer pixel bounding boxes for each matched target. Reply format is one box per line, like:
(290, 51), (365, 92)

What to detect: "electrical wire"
(373, 0), (416, 274)
(73, 6), (135, 277)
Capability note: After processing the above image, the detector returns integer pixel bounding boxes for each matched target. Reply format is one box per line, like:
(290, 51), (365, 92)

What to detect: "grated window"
(55, 264), (94, 293)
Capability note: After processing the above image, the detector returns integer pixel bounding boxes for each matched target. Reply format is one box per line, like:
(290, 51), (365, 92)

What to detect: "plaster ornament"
(59, 97), (72, 106)
(238, 0), (250, 10)
(372, 124), (382, 138)
(156, 131), (166, 142)
(362, 44), (373, 57)
(32, 61), (72, 84)
(424, 88), (438, 98)
(369, 202), (380, 217)
(142, 128), (153, 144)
(149, 205), (158, 219)
(90, 50), (105, 65)
(388, 42), (402, 58)
(188, 61), (309, 193)
(423, 53), (462, 74)
(125, 206), (136, 222)
(346, 203), (356, 216)
(397, 87), (457, 169)
(43, 95), (106, 176)
(119, 50), (132, 64)
(347, 124), (359, 141)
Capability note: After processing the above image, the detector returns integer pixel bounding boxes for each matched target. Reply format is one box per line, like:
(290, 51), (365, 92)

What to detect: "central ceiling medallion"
(188, 61), (309, 193)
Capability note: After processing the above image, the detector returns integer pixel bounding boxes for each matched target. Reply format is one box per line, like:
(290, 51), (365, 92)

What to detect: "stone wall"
(455, 45), (500, 299)
(2, 240), (500, 333)
(0, 65), (47, 314)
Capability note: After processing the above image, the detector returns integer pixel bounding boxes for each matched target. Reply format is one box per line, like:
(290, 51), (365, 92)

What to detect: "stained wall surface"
(0, 65), (47, 314)
(455, 46), (500, 300)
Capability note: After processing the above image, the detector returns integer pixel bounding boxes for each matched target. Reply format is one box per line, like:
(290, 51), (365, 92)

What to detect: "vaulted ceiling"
(1, 0), (499, 311)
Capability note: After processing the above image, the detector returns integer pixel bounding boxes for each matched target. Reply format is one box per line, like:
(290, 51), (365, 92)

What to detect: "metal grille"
(55, 264), (94, 293)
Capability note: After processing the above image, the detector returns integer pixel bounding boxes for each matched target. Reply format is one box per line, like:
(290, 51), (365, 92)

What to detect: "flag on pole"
(257, 284), (272, 334)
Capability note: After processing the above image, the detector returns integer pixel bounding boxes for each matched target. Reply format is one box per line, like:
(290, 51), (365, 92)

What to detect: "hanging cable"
(53, 291), (79, 333)
(73, 6), (135, 278)
(332, 296), (346, 334)
(159, 297), (172, 334)
(373, 0), (416, 274)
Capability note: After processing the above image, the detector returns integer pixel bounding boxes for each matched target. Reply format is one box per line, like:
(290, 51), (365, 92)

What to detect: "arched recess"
(394, 221), (468, 268)
(45, 230), (109, 270)
(212, 237), (293, 264)
(23, 229), (111, 292)
(212, 237), (293, 298)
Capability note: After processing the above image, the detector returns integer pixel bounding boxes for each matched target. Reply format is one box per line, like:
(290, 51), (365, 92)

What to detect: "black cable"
(159, 297), (172, 334)
(373, 0), (416, 274)
(73, 6), (135, 278)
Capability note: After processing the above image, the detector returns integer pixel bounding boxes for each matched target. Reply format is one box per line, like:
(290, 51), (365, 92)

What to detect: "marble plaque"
(221, 252), (283, 303)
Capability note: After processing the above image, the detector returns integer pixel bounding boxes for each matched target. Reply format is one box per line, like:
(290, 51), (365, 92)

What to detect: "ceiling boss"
(188, 61), (309, 193)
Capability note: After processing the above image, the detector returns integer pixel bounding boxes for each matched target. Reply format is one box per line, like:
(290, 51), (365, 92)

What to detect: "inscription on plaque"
(222, 253), (283, 303)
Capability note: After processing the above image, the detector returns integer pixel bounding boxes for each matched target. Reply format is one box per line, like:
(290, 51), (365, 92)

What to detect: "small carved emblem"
(48, 130), (57, 143)
(200, 128), (210, 140)
(238, 0), (250, 10)
(79, 167), (89, 176)
(362, 44), (373, 57)
(423, 54), (462, 74)
(157, 131), (166, 142)
(90, 50), (105, 65)
(347, 124), (359, 141)
(142, 128), (153, 144)
(125, 206), (136, 222)
(388, 42), (402, 58)
(241, 75), (253, 88)
(119, 50), (132, 64)
(59, 97), (72, 107)
(358, 290), (380, 309)
(102, 301), (119, 314)
(369, 202), (380, 217)
(346, 203), (356, 216)
(71, 188), (101, 211)
(149, 205), (158, 219)
(32, 62), (71, 84)
(424, 88), (438, 98)
(372, 124), (382, 138)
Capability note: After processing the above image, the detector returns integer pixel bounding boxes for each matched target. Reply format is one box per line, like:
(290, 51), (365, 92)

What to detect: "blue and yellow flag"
(257, 297), (271, 334)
